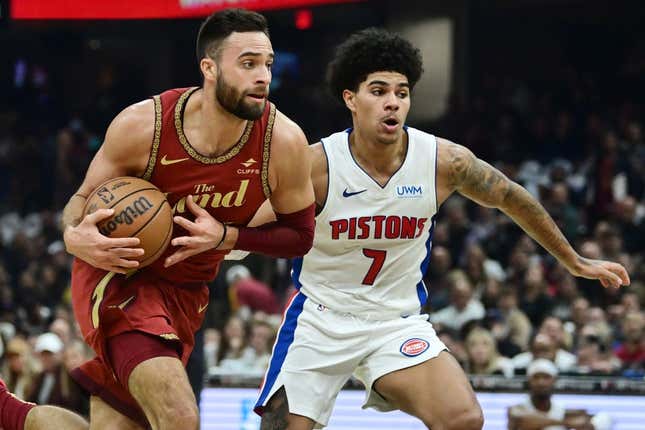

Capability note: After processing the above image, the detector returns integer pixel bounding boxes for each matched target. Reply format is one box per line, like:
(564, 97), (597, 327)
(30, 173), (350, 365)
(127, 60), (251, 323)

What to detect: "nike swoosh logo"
(160, 155), (190, 166)
(342, 188), (367, 198)
(198, 303), (208, 313)
(108, 295), (135, 310)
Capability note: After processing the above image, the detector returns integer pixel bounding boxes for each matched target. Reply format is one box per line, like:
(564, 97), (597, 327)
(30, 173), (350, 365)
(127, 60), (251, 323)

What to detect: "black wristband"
(214, 223), (227, 250)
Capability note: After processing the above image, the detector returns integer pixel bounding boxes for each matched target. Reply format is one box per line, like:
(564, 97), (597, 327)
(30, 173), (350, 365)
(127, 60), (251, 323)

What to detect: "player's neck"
(349, 128), (408, 181)
(184, 89), (250, 158)
(530, 395), (551, 412)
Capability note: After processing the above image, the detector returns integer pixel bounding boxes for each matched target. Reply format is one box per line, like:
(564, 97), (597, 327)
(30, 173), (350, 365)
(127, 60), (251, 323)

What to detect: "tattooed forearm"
(500, 184), (578, 269)
(444, 141), (578, 269)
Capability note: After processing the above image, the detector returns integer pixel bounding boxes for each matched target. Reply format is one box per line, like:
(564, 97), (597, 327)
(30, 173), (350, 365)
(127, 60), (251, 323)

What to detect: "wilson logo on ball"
(400, 338), (429, 357)
(98, 197), (154, 236)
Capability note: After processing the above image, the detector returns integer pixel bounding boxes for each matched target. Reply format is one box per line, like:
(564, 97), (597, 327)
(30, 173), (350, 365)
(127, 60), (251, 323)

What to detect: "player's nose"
(255, 65), (271, 85)
(384, 92), (400, 111)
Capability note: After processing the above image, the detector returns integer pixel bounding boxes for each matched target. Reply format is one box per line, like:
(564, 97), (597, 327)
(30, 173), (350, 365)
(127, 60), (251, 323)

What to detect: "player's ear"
(200, 57), (218, 81)
(343, 89), (356, 113)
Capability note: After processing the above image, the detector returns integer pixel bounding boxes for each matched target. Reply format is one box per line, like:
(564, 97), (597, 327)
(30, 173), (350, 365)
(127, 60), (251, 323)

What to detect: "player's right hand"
(64, 208), (145, 274)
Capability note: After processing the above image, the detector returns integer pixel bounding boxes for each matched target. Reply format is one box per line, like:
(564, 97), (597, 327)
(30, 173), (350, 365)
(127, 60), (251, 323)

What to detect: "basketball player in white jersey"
(252, 29), (630, 430)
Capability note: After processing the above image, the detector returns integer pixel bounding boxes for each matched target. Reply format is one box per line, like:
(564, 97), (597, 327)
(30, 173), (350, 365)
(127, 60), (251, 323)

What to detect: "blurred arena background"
(0, 0), (644, 428)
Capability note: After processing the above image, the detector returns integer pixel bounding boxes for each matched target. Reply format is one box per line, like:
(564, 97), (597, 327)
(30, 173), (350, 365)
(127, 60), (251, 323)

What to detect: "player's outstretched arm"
(62, 101), (153, 272)
(437, 138), (629, 289)
(164, 112), (315, 267)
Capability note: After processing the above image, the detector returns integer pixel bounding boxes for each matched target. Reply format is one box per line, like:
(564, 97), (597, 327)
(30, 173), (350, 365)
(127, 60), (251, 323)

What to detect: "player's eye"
(266, 62), (273, 70)
(242, 61), (254, 69)
(398, 91), (409, 98)
(371, 89), (383, 96)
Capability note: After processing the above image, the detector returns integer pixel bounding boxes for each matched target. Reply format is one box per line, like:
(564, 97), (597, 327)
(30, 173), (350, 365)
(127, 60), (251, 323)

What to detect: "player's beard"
(215, 71), (265, 121)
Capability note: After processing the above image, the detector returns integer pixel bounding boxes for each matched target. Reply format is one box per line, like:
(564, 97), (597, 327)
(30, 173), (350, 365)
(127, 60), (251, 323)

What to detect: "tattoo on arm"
(261, 387), (290, 430)
(447, 143), (577, 269)
(447, 144), (511, 207)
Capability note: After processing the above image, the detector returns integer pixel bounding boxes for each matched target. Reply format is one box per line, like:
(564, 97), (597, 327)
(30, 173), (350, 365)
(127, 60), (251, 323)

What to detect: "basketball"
(83, 176), (173, 268)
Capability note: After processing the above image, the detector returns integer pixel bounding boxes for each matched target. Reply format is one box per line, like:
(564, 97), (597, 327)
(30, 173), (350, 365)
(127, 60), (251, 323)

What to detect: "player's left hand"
(568, 256), (630, 289)
(164, 195), (226, 267)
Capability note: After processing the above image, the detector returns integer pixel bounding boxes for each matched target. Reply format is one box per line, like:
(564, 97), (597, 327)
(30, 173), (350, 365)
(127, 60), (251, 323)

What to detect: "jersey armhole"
(141, 95), (162, 181)
(261, 103), (276, 199)
(315, 139), (332, 218)
(431, 134), (439, 215)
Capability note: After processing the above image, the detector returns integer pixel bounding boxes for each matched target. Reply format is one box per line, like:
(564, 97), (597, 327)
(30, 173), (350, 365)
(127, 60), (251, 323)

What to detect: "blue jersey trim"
(416, 215), (436, 307)
(291, 257), (304, 290)
(254, 293), (307, 414)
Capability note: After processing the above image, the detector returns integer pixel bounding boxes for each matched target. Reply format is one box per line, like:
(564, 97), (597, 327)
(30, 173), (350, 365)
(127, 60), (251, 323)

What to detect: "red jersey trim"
(261, 103), (276, 199)
(173, 87), (254, 164)
(142, 95), (162, 181)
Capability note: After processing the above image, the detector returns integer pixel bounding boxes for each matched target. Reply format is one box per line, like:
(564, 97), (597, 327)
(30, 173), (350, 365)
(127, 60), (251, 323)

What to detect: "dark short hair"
(326, 28), (424, 103)
(196, 8), (269, 62)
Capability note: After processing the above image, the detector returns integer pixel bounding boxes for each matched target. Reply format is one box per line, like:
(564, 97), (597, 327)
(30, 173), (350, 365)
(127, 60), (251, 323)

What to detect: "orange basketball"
(83, 176), (173, 268)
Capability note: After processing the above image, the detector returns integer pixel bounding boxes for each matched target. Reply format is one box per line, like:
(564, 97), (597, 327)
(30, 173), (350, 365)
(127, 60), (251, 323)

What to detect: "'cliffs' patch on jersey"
(400, 338), (429, 357)
(329, 216), (428, 240)
(396, 184), (423, 198)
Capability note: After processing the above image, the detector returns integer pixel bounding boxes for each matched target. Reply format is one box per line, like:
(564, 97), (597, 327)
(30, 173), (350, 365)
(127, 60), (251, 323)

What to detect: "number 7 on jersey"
(362, 248), (387, 285)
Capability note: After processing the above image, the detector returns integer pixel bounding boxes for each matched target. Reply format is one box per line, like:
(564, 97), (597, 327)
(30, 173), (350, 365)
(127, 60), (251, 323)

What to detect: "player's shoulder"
(270, 108), (307, 151)
(105, 98), (155, 149)
(435, 136), (475, 165)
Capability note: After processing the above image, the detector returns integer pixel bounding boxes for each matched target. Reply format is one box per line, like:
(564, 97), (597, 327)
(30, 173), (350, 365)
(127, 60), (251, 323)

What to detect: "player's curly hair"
(326, 28), (424, 104)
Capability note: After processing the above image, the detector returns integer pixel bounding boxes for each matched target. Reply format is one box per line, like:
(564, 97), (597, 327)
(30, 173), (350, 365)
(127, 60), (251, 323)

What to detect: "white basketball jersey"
(294, 127), (438, 319)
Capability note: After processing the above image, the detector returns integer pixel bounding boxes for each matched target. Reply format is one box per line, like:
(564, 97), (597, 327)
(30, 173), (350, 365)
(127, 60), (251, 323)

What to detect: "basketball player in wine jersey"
(0, 9), (315, 430)
(253, 29), (630, 430)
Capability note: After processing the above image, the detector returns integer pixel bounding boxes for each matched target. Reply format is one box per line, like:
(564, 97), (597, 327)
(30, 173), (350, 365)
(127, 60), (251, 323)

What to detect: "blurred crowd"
(0, 21), (644, 418)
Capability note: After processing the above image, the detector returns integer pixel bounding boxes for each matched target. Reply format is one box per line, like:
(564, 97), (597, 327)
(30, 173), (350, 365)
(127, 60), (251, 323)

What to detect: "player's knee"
(444, 407), (484, 430)
(154, 397), (199, 430)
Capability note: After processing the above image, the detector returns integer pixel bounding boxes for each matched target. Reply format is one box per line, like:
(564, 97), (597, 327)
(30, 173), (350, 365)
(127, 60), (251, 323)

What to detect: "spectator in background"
(1, 337), (37, 399)
(575, 326), (621, 375)
(613, 196), (645, 255)
(203, 328), (221, 371)
(614, 312), (645, 372)
(570, 296), (591, 333)
(430, 272), (485, 332)
(519, 262), (554, 327)
(465, 327), (514, 377)
(544, 182), (580, 242)
(49, 318), (72, 346)
(508, 359), (612, 430)
(59, 340), (90, 416)
(512, 333), (577, 374)
(215, 315), (247, 368)
(551, 272), (580, 322)
(215, 319), (275, 377)
(621, 292), (641, 313)
(240, 320), (275, 376)
(590, 131), (627, 221)
(539, 316), (572, 352)
(26, 332), (64, 405)
(226, 265), (281, 316)
(496, 288), (532, 355)
(436, 328), (468, 367)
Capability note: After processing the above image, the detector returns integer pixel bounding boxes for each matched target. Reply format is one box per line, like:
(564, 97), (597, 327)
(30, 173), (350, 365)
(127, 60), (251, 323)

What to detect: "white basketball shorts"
(254, 292), (447, 428)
